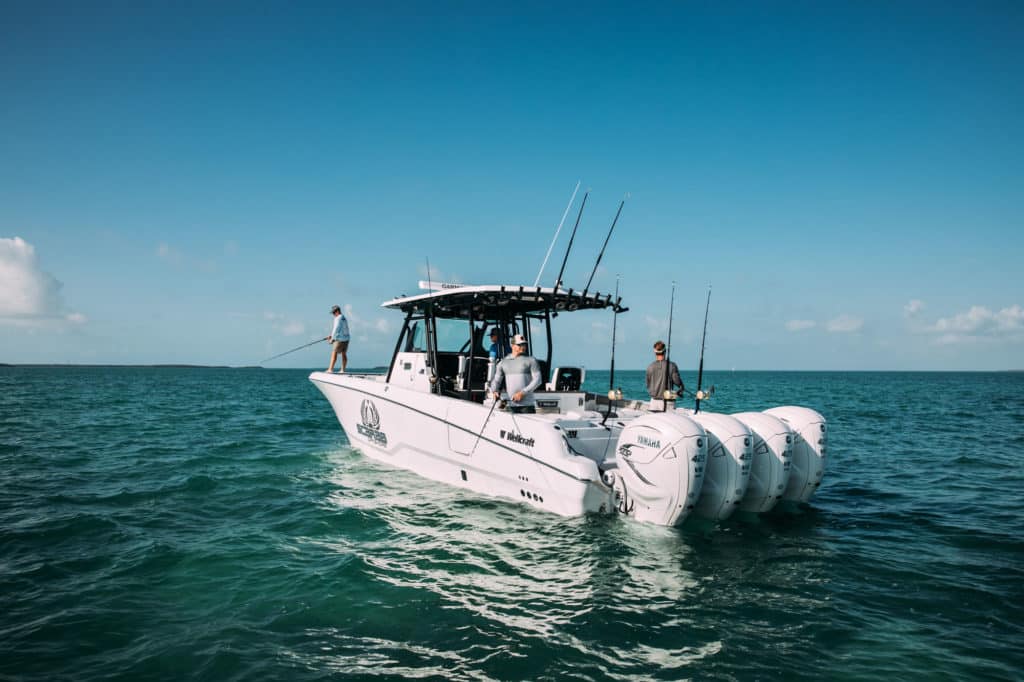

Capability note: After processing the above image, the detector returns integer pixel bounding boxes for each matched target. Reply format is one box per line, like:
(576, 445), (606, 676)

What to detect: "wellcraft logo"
(499, 429), (535, 448)
(356, 399), (388, 446)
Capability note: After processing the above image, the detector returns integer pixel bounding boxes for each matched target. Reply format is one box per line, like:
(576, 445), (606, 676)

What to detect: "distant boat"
(311, 283), (826, 526)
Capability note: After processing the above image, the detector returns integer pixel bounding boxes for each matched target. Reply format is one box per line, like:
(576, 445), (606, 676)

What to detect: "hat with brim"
(512, 333), (527, 346)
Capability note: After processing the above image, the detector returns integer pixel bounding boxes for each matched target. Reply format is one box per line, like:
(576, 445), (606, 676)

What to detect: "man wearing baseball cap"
(646, 339), (683, 408)
(325, 304), (350, 373)
(489, 333), (542, 413)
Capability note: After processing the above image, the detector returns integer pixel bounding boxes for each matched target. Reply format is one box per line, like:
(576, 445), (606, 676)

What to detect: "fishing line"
(259, 337), (326, 364)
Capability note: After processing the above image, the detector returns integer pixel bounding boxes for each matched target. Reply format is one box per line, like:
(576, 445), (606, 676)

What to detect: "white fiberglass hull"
(309, 371), (614, 518)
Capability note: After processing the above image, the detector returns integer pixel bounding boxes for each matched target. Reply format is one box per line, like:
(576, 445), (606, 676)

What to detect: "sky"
(1, 2), (1022, 370)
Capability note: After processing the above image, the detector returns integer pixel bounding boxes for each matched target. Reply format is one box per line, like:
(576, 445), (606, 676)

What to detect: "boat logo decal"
(357, 399), (388, 446)
(618, 443), (635, 458)
(637, 435), (661, 449)
(500, 429), (535, 448)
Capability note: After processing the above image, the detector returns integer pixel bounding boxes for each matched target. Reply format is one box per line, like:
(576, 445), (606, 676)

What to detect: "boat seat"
(455, 355), (491, 391)
(551, 366), (582, 391)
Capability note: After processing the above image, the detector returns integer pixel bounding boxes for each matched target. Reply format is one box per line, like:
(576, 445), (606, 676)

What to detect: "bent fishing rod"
(694, 286), (712, 414)
(260, 337), (327, 364)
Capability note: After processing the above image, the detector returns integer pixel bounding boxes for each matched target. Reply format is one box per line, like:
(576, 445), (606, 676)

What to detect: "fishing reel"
(695, 385), (716, 400)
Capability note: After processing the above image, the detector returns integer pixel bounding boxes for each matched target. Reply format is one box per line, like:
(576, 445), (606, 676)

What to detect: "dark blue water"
(2, 367), (1022, 680)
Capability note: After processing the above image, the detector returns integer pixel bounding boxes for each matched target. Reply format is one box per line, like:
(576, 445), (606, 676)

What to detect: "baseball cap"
(512, 333), (527, 346)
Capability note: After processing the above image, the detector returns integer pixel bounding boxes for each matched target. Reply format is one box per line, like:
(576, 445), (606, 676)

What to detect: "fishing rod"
(694, 286), (712, 414)
(260, 337), (326, 364)
(583, 195), (627, 297)
(470, 396), (505, 454)
(534, 181), (581, 287)
(553, 190), (589, 291)
(601, 275), (621, 426)
(662, 281), (676, 412)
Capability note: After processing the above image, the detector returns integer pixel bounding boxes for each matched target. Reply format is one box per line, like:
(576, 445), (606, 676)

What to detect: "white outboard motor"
(686, 411), (753, 521)
(732, 412), (793, 513)
(610, 412), (707, 526)
(764, 406), (827, 503)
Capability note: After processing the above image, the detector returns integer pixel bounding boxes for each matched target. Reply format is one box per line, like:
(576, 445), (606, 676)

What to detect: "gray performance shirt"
(646, 359), (682, 398)
(490, 354), (543, 406)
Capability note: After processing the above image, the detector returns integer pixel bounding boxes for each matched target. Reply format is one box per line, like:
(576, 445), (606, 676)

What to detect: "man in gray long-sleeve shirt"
(490, 333), (542, 414)
(646, 339), (683, 402)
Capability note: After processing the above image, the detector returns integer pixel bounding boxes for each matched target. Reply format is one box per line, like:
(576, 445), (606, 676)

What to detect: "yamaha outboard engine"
(732, 411), (793, 513)
(686, 411), (753, 521)
(764, 406), (827, 503)
(610, 412), (707, 526)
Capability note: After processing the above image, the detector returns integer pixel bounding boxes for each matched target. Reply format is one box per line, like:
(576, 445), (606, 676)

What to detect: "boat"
(310, 283), (826, 527)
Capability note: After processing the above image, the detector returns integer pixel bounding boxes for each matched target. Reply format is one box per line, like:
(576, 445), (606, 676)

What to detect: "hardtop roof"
(381, 284), (627, 319)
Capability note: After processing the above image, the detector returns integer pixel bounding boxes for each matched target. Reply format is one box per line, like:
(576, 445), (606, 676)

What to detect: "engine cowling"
(611, 412), (707, 526)
(732, 412), (793, 513)
(763, 406), (827, 503)
(686, 411), (753, 521)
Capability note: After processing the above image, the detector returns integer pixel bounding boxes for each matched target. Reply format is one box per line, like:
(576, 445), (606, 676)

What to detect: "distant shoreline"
(0, 364), (1020, 372)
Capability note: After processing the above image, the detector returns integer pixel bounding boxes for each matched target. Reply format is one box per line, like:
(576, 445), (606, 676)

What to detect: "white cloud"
(157, 242), (218, 273)
(344, 304), (392, 339)
(826, 314), (864, 333)
(927, 304), (1024, 344)
(785, 319), (816, 332)
(416, 263), (462, 286)
(0, 236), (84, 326)
(904, 299), (925, 318)
(261, 310), (306, 337)
(280, 321), (305, 336)
(645, 315), (667, 338)
(156, 242), (183, 265)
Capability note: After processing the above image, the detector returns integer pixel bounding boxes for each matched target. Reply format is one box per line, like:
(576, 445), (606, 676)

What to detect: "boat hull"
(310, 372), (614, 517)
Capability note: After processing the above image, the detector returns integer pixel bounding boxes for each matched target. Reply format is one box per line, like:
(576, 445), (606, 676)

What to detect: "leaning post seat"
(546, 366), (585, 392)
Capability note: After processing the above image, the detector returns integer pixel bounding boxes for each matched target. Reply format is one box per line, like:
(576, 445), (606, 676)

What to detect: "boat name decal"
(357, 399), (388, 446)
(500, 429), (535, 448)
(637, 435), (661, 449)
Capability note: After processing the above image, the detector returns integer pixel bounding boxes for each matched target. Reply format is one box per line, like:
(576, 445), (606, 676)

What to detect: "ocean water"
(1, 366), (1022, 681)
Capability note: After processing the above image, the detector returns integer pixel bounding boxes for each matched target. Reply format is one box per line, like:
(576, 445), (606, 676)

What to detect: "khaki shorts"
(332, 340), (349, 352)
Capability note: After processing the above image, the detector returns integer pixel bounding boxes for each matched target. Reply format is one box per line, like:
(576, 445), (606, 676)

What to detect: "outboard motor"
(686, 412), (753, 521)
(610, 412), (707, 526)
(764, 406), (827, 503)
(732, 412), (793, 513)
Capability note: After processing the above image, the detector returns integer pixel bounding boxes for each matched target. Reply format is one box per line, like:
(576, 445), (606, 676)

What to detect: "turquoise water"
(2, 367), (1022, 680)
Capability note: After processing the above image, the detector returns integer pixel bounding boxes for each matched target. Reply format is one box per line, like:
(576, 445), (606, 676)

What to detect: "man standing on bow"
(490, 333), (542, 414)
(325, 305), (350, 373)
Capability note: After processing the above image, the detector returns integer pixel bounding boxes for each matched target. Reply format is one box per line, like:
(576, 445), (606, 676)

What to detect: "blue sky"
(2, 2), (1021, 370)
